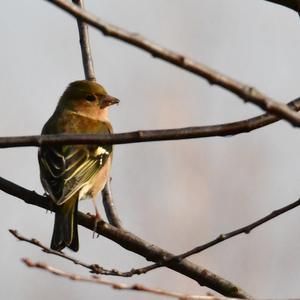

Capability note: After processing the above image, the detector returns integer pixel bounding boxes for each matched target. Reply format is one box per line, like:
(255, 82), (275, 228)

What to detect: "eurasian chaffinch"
(38, 80), (119, 251)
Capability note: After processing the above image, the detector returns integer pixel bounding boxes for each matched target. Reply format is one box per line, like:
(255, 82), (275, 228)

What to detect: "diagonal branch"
(10, 229), (157, 277)
(0, 176), (250, 298)
(1, 97), (300, 149)
(44, 0), (300, 126)
(126, 198), (300, 274)
(10, 229), (138, 276)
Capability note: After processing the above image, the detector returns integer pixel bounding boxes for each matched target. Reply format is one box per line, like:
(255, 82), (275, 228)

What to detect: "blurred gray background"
(1, 0), (300, 299)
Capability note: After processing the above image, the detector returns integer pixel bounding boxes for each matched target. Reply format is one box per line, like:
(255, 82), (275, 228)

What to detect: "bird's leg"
(92, 197), (101, 238)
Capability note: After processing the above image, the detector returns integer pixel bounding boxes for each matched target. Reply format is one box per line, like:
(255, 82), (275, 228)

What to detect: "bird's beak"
(101, 95), (120, 108)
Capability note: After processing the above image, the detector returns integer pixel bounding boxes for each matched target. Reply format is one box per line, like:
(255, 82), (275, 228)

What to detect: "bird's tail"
(51, 196), (79, 252)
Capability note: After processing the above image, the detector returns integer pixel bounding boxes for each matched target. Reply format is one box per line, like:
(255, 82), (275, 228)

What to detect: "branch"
(102, 181), (122, 228)
(10, 229), (138, 277)
(22, 258), (232, 300)
(128, 198), (300, 274)
(1, 97), (300, 149)
(264, 0), (300, 12)
(0, 176), (250, 298)
(72, 0), (96, 81)
(44, 0), (300, 126)
(72, 0), (122, 228)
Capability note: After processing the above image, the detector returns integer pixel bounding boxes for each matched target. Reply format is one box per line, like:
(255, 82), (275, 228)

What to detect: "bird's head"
(58, 80), (119, 120)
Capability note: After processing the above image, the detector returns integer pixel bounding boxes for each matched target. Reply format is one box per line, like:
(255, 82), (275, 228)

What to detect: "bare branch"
(44, 0), (300, 126)
(130, 198), (300, 274)
(6, 174), (300, 294)
(102, 181), (122, 228)
(1, 97), (300, 149)
(264, 0), (300, 12)
(0, 176), (250, 298)
(10, 229), (138, 277)
(72, 0), (96, 81)
(22, 258), (233, 300)
(71, 0), (122, 228)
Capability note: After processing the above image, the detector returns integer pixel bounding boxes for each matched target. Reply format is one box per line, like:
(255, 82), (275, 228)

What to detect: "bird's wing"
(38, 144), (112, 205)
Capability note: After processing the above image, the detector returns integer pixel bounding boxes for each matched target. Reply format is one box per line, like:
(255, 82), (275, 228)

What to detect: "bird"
(38, 80), (119, 252)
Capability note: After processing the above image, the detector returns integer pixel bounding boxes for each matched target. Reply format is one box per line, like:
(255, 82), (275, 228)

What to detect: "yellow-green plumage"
(38, 80), (118, 251)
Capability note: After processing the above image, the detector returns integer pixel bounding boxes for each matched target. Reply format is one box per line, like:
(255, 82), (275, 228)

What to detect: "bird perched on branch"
(38, 80), (119, 251)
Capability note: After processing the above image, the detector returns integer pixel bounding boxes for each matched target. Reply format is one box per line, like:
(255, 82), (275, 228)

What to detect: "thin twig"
(1, 97), (300, 149)
(10, 229), (138, 276)
(44, 0), (300, 126)
(128, 198), (300, 274)
(22, 258), (231, 300)
(102, 181), (122, 228)
(0, 176), (250, 298)
(72, 0), (95, 81)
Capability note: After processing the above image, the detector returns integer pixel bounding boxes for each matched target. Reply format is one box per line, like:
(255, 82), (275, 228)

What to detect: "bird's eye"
(85, 94), (96, 102)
